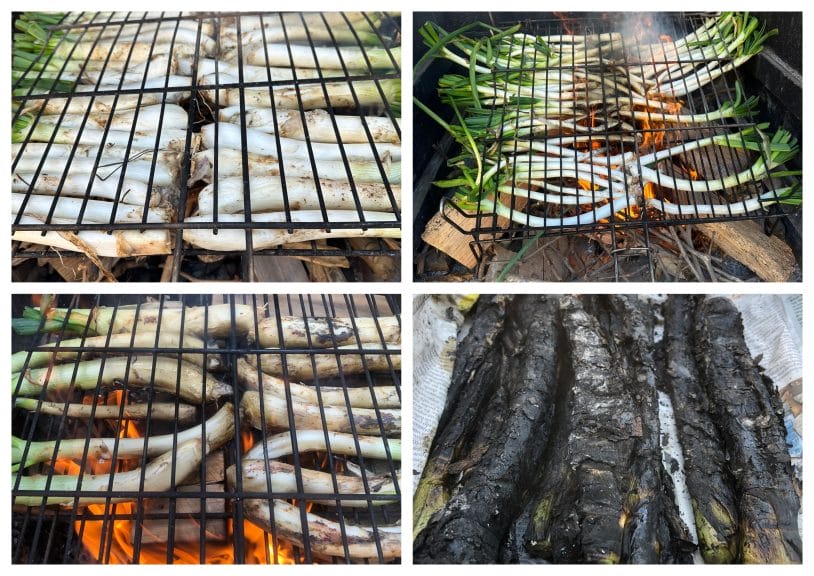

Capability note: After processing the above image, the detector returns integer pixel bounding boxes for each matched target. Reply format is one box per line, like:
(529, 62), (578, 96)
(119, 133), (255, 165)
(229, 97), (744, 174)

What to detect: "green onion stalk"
(11, 302), (258, 340)
(449, 125), (800, 228)
(196, 175), (399, 215)
(226, 460), (398, 508)
(236, 357), (401, 409)
(189, 59), (347, 83)
(12, 403), (233, 471)
(14, 398), (198, 423)
(190, 148), (400, 185)
(242, 498), (400, 560)
(217, 107), (400, 145)
(13, 437), (206, 507)
(199, 77), (400, 113)
(10, 329), (216, 373)
(240, 389), (401, 437)
(201, 123), (400, 164)
(182, 211), (400, 251)
(244, 429), (400, 462)
(12, 356), (232, 404)
(235, 43), (399, 71)
(639, 12), (779, 97)
(224, 12), (390, 46)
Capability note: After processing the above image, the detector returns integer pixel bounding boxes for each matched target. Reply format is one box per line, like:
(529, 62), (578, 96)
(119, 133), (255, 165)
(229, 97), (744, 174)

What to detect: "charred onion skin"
(414, 295), (560, 563)
(693, 297), (802, 564)
(414, 295), (800, 564)
(662, 296), (739, 563)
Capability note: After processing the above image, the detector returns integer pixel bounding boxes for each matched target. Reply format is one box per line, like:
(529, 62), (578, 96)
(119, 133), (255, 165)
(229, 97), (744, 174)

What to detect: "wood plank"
(306, 262), (347, 282)
(252, 255), (310, 282)
(181, 450), (225, 486)
(348, 238), (399, 281)
(420, 210), (478, 269)
(134, 484), (227, 545)
(696, 220), (795, 282)
(275, 241), (350, 268)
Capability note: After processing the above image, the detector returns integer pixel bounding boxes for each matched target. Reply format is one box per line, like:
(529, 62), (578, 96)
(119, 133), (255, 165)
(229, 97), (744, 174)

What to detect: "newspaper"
(729, 294), (802, 472)
(412, 295), (465, 493)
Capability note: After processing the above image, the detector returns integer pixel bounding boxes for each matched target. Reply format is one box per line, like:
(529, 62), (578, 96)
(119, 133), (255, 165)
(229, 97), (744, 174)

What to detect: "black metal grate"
(415, 12), (800, 281)
(12, 12), (401, 282)
(12, 293), (401, 564)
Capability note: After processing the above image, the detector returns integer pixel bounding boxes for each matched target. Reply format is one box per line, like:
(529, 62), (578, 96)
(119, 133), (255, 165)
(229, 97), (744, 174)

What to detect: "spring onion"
(244, 429), (400, 461)
(13, 114), (191, 149)
(241, 390), (401, 436)
(242, 498), (400, 560)
(13, 193), (171, 225)
(13, 402), (233, 470)
(227, 460), (397, 508)
(14, 397), (197, 424)
(237, 357), (400, 409)
(182, 211), (400, 251)
(12, 214), (171, 257)
(12, 356), (232, 404)
(10, 329), (215, 373)
(196, 176), (399, 215)
(199, 78), (400, 112)
(246, 344), (401, 382)
(12, 437), (205, 507)
(201, 123), (399, 163)
(245, 344), (401, 382)
(189, 148), (400, 185)
(218, 107), (400, 144)
(254, 315), (401, 348)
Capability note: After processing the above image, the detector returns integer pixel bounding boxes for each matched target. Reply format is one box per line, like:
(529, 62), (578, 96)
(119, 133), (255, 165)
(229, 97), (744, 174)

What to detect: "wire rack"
(12, 293), (401, 564)
(419, 12), (799, 280)
(12, 12), (401, 282)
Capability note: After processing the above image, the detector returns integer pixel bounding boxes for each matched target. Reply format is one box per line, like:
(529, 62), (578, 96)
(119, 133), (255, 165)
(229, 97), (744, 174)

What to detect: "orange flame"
(62, 399), (297, 563)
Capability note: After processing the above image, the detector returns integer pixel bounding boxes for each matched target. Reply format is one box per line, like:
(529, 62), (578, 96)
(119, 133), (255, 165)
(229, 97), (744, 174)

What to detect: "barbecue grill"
(413, 12), (801, 282)
(12, 12), (401, 282)
(11, 293), (401, 564)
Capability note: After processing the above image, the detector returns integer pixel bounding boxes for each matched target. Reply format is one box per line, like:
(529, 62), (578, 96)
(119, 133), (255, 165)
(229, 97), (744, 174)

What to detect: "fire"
(57, 398), (297, 564)
(638, 98), (683, 149)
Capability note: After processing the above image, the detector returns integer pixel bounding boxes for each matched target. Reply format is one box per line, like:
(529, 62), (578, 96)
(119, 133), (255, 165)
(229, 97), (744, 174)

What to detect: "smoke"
(617, 12), (675, 44)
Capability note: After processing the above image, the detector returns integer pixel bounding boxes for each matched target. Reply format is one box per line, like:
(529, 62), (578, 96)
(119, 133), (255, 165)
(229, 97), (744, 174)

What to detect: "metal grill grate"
(12, 12), (401, 282)
(415, 12), (800, 281)
(12, 294), (401, 564)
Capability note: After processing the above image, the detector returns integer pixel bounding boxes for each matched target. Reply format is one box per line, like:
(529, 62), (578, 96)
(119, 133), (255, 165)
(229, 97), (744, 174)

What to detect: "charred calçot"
(413, 295), (801, 564)
(413, 295), (560, 563)
(693, 297), (802, 564)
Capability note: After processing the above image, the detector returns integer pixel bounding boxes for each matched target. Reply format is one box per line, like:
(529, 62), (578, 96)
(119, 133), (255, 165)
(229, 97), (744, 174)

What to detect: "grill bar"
(12, 12), (401, 281)
(12, 293), (401, 564)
